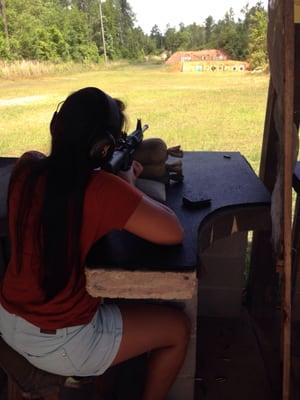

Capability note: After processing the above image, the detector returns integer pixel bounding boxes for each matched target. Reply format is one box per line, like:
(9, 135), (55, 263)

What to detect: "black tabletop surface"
(86, 151), (271, 272)
(0, 153), (271, 270)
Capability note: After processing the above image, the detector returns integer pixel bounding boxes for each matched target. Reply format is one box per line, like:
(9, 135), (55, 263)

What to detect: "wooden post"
(292, 4), (300, 303)
(282, 1), (294, 398)
(251, 1), (295, 398)
(248, 81), (278, 313)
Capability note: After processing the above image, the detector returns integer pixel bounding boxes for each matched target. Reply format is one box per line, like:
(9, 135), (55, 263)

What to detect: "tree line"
(0, 0), (268, 68)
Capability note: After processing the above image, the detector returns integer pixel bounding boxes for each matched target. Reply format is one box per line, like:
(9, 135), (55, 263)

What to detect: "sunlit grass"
(0, 64), (269, 173)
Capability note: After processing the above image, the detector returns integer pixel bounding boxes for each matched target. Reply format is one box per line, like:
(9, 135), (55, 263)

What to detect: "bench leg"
(7, 377), (24, 400)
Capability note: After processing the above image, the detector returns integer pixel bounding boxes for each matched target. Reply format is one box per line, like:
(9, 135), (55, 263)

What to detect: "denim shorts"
(0, 303), (123, 376)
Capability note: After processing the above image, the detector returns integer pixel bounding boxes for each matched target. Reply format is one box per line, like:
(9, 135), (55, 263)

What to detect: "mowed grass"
(0, 64), (269, 172)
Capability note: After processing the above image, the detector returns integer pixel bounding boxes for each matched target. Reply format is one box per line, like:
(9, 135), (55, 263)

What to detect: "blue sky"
(128, 0), (268, 34)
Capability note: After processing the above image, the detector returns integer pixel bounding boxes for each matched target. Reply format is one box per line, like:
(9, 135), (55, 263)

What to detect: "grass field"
(0, 64), (269, 172)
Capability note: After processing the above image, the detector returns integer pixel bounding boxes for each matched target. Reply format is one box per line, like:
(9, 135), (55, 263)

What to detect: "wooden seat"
(0, 337), (97, 400)
(0, 334), (138, 400)
(0, 336), (65, 399)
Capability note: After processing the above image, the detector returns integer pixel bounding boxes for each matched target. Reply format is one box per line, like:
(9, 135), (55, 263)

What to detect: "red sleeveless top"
(0, 152), (142, 329)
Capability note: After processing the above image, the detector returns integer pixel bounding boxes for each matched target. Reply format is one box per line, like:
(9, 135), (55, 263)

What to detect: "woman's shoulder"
(18, 151), (46, 164)
(11, 151), (46, 181)
(90, 170), (124, 185)
(15, 151), (45, 168)
(89, 170), (142, 198)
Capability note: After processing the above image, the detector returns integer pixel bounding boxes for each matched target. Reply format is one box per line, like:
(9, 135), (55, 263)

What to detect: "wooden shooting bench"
(0, 152), (271, 400)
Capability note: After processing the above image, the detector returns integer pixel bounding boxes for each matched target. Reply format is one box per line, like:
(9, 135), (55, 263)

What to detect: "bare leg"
(111, 303), (190, 400)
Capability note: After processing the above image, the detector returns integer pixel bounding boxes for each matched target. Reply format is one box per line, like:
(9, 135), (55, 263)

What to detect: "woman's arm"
(124, 195), (184, 245)
(118, 160), (184, 245)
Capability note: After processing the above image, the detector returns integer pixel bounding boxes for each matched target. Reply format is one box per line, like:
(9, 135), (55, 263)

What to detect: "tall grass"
(0, 60), (165, 80)
(0, 60), (106, 80)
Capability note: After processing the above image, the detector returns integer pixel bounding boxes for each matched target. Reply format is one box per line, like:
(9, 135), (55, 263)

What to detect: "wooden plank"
(258, 81), (279, 189)
(249, 83), (277, 313)
(85, 269), (196, 299)
(256, 0), (295, 397)
(282, 0), (295, 398)
(250, 314), (282, 400)
(295, 24), (300, 121)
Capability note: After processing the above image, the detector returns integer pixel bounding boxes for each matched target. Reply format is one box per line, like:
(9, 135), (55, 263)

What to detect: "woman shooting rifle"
(0, 87), (190, 400)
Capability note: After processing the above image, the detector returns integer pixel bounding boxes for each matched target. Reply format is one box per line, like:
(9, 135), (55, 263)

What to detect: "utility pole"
(98, 0), (108, 64)
(0, 0), (10, 53)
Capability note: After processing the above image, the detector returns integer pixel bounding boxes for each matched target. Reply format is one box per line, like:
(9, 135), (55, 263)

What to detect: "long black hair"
(11, 87), (126, 300)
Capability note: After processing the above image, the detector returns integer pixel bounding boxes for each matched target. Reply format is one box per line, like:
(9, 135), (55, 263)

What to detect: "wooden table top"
(86, 151), (271, 273)
(0, 153), (271, 273)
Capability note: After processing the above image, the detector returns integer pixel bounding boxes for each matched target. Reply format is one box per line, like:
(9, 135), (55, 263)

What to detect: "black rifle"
(104, 119), (149, 173)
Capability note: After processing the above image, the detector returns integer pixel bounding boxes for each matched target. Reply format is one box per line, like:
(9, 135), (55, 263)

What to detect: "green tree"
(1, 0), (100, 61)
(185, 23), (205, 50)
(209, 9), (240, 58)
(204, 15), (214, 45)
(150, 24), (163, 51)
(0, 0), (268, 64)
(247, 7), (268, 68)
(164, 26), (181, 53)
(63, 5), (99, 61)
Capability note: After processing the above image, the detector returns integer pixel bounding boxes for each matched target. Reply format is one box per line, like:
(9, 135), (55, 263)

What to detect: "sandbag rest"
(0, 336), (94, 399)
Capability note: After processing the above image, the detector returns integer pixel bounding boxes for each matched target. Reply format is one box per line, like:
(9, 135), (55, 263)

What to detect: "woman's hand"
(117, 160), (143, 186)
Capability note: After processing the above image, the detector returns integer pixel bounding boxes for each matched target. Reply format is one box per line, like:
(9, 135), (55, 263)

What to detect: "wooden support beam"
(259, 81), (279, 189)
(282, 1), (294, 399)
(251, 1), (296, 398)
(248, 82), (277, 313)
(295, 24), (300, 118)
